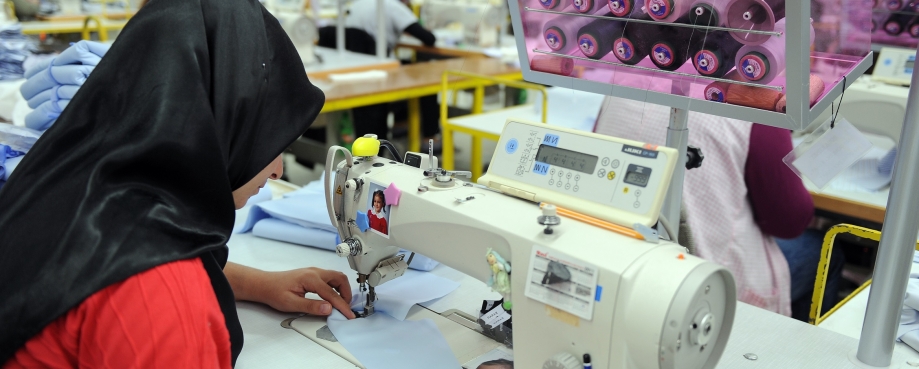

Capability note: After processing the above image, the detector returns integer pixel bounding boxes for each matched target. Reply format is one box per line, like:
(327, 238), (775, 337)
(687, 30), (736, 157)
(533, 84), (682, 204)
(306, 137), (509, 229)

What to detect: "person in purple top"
(595, 96), (842, 320)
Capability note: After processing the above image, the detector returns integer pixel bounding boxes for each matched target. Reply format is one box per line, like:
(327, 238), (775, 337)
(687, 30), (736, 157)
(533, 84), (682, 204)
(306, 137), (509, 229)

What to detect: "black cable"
(378, 139), (403, 163)
(830, 75), (847, 129)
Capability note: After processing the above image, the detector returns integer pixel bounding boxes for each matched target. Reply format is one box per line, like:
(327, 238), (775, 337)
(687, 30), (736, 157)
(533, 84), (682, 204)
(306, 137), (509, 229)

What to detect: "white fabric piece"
(535, 87), (606, 132)
(0, 79), (25, 122)
(328, 70), (388, 83)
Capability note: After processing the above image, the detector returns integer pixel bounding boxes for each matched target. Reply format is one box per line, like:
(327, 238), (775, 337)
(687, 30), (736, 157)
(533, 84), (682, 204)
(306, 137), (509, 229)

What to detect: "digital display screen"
(624, 164), (652, 187)
(535, 145), (598, 174)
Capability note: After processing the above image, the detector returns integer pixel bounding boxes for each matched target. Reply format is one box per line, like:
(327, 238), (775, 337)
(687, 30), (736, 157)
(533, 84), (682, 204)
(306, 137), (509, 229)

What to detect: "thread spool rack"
(509, 0), (874, 130)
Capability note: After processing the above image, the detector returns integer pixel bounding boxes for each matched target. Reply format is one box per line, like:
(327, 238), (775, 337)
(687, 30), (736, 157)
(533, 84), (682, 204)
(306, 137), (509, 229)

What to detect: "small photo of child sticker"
(367, 182), (390, 237)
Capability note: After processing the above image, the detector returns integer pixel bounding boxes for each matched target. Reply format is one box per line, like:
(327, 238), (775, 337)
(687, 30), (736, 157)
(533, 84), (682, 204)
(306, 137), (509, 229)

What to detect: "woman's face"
(232, 155), (283, 209)
(373, 194), (383, 213)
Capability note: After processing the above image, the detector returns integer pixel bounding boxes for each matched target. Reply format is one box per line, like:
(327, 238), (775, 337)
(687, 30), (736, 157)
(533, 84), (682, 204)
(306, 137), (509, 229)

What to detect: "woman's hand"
(225, 262), (356, 319)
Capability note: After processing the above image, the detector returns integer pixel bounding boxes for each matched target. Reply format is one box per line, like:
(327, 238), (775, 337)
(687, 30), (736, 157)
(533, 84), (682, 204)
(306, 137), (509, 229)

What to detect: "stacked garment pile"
(19, 40), (110, 131)
(0, 24), (33, 81)
(237, 178), (440, 271)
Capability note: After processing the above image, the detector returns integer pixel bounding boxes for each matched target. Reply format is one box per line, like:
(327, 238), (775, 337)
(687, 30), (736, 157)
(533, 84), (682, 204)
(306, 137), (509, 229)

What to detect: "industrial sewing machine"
(322, 119), (737, 369)
(263, 0), (319, 65)
(419, 0), (507, 47)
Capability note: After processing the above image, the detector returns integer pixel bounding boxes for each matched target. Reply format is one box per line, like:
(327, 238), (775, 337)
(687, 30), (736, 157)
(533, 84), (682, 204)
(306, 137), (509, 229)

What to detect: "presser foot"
(352, 283), (376, 318)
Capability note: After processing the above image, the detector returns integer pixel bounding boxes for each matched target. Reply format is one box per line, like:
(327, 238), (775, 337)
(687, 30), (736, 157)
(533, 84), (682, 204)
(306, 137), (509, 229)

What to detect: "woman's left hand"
(225, 262), (356, 319)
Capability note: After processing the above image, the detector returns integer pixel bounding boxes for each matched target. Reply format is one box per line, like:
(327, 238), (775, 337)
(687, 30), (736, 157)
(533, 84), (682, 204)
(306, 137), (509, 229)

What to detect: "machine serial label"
(525, 246), (600, 321)
(622, 145), (659, 159)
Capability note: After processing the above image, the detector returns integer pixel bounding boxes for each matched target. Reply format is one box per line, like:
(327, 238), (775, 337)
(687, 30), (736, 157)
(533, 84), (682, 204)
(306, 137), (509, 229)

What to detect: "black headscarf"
(0, 0), (323, 364)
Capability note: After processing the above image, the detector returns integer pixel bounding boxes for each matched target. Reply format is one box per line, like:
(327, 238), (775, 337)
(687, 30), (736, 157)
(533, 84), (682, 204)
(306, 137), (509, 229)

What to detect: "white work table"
(817, 260), (919, 362)
(304, 47), (401, 80)
(397, 33), (518, 60)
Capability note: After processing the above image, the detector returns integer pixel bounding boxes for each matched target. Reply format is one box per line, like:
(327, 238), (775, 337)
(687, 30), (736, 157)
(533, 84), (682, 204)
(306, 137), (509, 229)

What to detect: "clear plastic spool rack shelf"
(508, 0), (874, 130)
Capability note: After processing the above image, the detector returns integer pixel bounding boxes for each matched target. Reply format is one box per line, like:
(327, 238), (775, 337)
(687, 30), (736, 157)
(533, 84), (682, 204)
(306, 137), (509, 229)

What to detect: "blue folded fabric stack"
(0, 24), (33, 81)
(20, 40), (110, 131)
(237, 179), (440, 271)
(0, 144), (25, 190)
(0, 123), (40, 190)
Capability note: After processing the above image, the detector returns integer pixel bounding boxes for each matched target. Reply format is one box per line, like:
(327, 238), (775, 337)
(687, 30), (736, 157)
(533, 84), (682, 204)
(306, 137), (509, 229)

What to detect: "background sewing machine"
(263, 0), (319, 65)
(297, 120), (736, 368)
(419, 0), (508, 48)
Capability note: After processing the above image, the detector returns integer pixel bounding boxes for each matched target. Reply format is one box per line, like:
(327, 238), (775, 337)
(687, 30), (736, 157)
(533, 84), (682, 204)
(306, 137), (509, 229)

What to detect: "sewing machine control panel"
(479, 119), (678, 227)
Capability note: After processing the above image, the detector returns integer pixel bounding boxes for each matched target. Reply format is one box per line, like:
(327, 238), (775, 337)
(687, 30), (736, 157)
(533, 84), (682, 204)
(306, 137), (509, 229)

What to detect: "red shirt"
(3, 258), (232, 369)
(369, 210), (388, 235)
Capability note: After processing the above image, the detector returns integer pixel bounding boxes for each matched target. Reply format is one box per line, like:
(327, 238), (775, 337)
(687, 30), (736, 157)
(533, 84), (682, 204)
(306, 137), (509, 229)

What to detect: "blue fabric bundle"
(238, 179), (440, 271)
(0, 24), (32, 81)
(0, 144), (25, 190)
(20, 41), (110, 131)
(879, 147), (897, 177)
(0, 123), (39, 189)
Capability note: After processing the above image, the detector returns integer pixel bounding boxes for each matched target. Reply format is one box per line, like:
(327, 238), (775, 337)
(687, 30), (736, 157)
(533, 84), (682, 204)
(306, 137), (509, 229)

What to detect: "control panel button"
(607, 171), (616, 180)
(505, 139), (519, 154)
(597, 169), (607, 178)
(634, 201), (640, 208)
(565, 183), (571, 190)
(549, 179), (555, 185)
(574, 174), (580, 181)
(601, 157), (610, 166)
(611, 159), (620, 168)
(635, 190), (642, 197)
(573, 185), (579, 192)
(566, 173), (572, 179)
(550, 168), (556, 175)
(556, 181), (562, 188)
(623, 187), (629, 194)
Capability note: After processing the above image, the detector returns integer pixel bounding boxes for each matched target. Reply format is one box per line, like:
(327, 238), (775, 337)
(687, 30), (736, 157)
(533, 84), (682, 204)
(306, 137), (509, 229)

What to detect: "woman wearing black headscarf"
(0, 0), (356, 366)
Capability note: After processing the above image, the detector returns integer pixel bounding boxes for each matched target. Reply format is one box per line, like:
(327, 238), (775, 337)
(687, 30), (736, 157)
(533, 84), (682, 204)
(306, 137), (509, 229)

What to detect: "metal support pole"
(336, 0), (345, 54)
(856, 46), (919, 367)
(375, 0), (386, 59)
(661, 107), (689, 240)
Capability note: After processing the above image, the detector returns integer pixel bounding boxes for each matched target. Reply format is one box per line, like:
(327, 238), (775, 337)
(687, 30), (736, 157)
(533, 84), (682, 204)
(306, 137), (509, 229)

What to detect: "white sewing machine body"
(324, 120), (737, 368)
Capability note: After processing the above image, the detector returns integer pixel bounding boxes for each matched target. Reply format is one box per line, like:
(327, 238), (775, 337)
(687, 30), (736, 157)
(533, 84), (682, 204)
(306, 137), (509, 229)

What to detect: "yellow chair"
(810, 224), (919, 325)
(439, 70), (547, 181)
